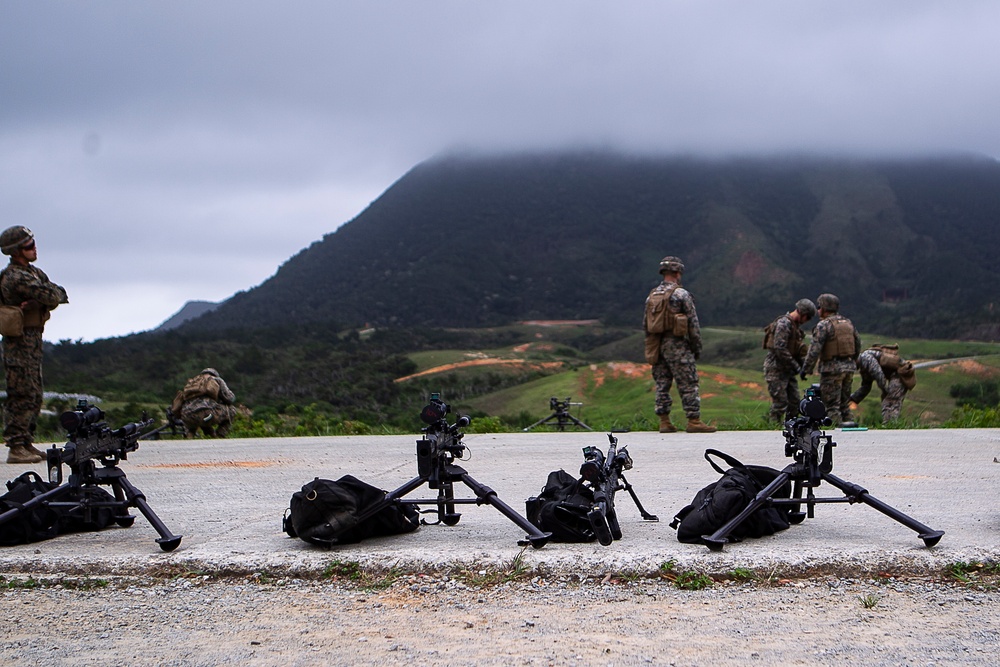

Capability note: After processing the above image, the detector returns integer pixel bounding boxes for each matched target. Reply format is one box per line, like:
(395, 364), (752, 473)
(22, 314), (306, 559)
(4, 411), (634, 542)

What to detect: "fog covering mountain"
(184, 152), (1000, 340)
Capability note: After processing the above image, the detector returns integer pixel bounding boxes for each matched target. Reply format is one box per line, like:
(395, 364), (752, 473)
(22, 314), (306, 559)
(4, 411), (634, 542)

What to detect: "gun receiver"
(578, 433), (659, 546)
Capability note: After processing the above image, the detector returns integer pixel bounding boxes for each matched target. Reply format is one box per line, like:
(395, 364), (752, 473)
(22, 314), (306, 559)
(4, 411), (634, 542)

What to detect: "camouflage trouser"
(180, 397), (237, 438)
(820, 371), (854, 426)
(880, 377), (908, 423)
(651, 339), (701, 419)
(2, 329), (45, 447)
(765, 372), (800, 423)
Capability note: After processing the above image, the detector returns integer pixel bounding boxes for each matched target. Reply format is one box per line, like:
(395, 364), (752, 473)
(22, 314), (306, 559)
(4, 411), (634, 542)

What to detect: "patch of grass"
(1, 576), (41, 589)
(945, 560), (1000, 588)
(657, 560), (714, 590)
(858, 593), (881, 609)
(457, 547), (535, 586)
(319, 560), (401, 589)
(726, 567), (758, 582)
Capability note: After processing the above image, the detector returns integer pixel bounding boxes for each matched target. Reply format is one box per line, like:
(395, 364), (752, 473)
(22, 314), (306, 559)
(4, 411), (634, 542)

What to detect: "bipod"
(0, 456), (183, 552)
(700, 456), (944, 552)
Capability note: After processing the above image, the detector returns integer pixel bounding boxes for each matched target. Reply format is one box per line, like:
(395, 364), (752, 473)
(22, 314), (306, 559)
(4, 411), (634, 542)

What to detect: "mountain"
(184, 152), (1000, 339)
(154, 300), (220, 331)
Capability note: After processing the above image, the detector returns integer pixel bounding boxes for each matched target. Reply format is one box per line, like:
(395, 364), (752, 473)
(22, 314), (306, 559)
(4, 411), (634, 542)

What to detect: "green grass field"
(406, 326), (1000, 431)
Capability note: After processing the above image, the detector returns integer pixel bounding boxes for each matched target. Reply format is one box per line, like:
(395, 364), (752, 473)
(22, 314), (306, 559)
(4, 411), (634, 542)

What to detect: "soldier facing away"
(800, 293), (862, 427)
(1, 226), (69, 464)
(850, 344), (917, 424)
(763, 298), (817, 423)
(170, 368), (238, 438)
(642, 255), (716, 433)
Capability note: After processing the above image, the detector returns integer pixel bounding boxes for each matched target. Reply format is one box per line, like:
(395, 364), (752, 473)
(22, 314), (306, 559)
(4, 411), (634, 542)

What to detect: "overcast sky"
(2, 1), (998, 343)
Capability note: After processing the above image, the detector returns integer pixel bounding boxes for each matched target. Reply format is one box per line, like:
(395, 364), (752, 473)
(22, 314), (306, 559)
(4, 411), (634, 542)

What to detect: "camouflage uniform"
(851, 348), (910, 423)
(1, 263), (68, 449)
(763, 313), (806, 422)
(173, 370), (237, 438)
(644, 279), (704, 420)
(801, 313), (861, 426)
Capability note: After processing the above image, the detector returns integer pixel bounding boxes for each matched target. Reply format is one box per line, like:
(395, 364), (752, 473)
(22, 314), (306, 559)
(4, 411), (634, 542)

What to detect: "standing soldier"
(800, 293), (861, 427)
(763, 299), (816, 423)
(643, 256), (716, 433)
(1, 226), (69, 464)
(850, 344), (917, 424)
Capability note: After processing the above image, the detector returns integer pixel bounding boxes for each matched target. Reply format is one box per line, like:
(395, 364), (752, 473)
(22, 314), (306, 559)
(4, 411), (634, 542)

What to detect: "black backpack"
(670, 449), (791, 545)
(525, 469), (597, 542)
(284, 475), (420, 547)
(0, 472), (123, 546)
(0, 471), (61, 546)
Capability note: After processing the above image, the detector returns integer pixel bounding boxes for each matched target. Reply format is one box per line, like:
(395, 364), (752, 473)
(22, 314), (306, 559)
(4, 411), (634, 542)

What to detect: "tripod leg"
(522, 413), (560, 432)
(567, 415), (593, 431)
(823, 473), (944, 547)
(113, 474), (183, 552)
(619, 474), (659, 521)
(702, 471), (793, 552)
(458, 472), (550, 548)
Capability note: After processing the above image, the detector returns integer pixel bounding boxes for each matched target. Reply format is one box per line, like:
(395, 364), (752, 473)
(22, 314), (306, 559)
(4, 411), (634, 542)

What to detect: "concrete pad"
(2, 428), (998, 577)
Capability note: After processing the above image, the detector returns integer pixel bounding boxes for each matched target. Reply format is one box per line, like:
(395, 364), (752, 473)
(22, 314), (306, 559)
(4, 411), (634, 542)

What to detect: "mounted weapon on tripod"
(578, 433), (659, 545)
(523, 396), (593, 432)
(0, 401), (182, 551)
(352, 394), (551, 548)
(700, 386), (944, 552)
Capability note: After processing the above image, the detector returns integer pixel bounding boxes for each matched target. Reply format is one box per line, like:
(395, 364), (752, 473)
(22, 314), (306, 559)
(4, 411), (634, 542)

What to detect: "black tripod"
(523, 396), (593, 432)
(355, 397), (551, 548)
(701, 390), (944, 552)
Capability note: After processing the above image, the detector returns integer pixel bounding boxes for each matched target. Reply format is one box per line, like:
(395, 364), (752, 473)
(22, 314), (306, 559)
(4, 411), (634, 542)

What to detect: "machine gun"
(578, 433), (659, 545)
(138, 407), (185, 440)
(352, 394), (551, 548)
(523, 396), (593, 432)
(700, 386), (943, 552)
(0, 401), (182, 551)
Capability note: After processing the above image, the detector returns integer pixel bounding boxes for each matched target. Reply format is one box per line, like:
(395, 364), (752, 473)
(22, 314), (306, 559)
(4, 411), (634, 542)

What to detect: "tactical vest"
(762, 314), (804, 356)
(870, 344), (901, 372)
(645, 284), (680, 335)
(820, 316), (856, 361)
(170, 374), (221, 416)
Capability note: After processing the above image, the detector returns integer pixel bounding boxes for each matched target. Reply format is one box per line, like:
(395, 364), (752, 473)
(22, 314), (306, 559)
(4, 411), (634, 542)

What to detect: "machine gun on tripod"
(523, 396), (593, 432)
(578, 433), (659, 545)
(352, 394), (551, 548)
(0, 401), (182, 551)
(700, 386), (943, 552)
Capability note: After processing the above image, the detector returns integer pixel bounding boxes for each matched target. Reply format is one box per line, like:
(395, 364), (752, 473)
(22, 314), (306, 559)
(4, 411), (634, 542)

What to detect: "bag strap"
(704, 449), (748, 476)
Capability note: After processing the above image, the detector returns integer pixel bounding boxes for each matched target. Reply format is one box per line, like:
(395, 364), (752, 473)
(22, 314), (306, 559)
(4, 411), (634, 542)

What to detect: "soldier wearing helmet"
(642, 255), (716, 433)
(1, 226), (69, 464)
(169, 367), (238, 438)
(762, 299), (817, 423)
(850, 344), (916, 424)
(800, 293), (862, 427)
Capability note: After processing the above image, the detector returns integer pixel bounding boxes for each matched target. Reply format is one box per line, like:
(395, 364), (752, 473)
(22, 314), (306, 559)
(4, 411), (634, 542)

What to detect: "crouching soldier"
(170, 368), (238, 438)
(850, 344), (917, 424)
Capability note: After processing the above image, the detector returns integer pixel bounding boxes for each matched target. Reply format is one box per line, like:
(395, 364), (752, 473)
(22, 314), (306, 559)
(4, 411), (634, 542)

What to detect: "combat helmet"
(201, 368), (221, 377)
(0, 226), (34, 256)
(795, 298), (817, 319)
(658, 256), (685, 275)
(816, 293), (840, 313)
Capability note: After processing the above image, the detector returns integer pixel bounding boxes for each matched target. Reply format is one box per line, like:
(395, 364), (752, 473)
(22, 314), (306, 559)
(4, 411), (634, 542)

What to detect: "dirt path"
(2, 572), (997, 666)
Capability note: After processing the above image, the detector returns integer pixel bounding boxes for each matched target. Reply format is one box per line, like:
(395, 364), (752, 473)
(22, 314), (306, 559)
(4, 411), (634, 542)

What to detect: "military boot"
(6, 444), (44, 464)
(685, 418), (717, 434)
(658, 414), (677, 433)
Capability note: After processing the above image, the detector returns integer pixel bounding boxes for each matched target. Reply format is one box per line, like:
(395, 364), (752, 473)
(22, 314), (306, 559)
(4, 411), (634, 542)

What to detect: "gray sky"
(2, 1), (998, 342)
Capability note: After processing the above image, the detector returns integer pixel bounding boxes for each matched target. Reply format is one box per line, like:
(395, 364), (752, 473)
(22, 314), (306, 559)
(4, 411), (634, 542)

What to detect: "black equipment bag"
(525, 469), (597, 542)
(670, 449), (791, 545)
(284, 475), (420, 547)
(0, 472), (123, 546)
(0, 471), (60, 545)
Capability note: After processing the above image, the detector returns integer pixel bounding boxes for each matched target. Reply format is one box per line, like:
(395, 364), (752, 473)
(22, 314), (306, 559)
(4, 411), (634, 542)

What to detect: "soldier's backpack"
(871, 344), (902, 372)
(283, 475), (420, 547)
(525, 469), (597, 542)
(670, 449), (791, 545)
(0, 471), (60, 545)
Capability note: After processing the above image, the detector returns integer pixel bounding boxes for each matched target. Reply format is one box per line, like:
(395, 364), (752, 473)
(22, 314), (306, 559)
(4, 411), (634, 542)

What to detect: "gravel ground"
(2, 570), (998, 666)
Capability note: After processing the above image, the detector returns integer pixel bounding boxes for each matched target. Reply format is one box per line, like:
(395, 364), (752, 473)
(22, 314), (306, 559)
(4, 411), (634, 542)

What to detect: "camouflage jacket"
(763, 313), (804, 376)
(855, 349), (889, 392)
(0, 262), (68, 330)
(802, 314), (861, 375)
(643, 279), (702, 356)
